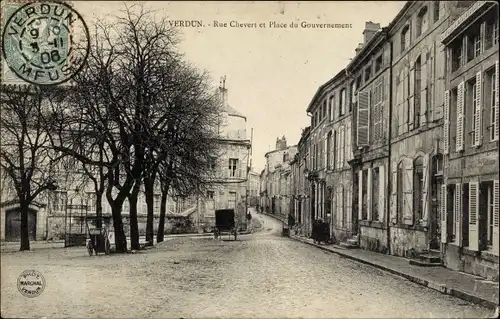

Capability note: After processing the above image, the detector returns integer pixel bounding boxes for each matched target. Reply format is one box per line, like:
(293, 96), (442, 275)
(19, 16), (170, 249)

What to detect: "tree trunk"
(157, 187), (168, 243)
(95, 191), (103, 229)
(19, 202), (30, 251)
(110, 203), (127, 253)
(128, 183), (140, 250)
(144, 177), (154, 246)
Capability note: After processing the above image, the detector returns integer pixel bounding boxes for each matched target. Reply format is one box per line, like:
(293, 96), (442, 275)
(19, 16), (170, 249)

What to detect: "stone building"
(347, 21), (392, 252)
(440, 1), (499, 279)
(248, 170), (261, 207)
(291, 127), (311, 235)
(197, 79), (252, 230)
(262, 137), (297, 215)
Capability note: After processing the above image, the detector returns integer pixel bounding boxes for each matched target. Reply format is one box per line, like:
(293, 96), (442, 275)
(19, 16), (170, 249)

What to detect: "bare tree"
(0, 84), (61, 251)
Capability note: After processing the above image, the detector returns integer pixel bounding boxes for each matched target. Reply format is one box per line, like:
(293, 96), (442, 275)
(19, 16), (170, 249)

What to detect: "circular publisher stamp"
(17, 270), (46, 298)
(1, 1), (90, 86)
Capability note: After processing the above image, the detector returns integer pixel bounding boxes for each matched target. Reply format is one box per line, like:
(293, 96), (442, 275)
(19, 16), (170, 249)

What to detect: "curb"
(261, 212), (498, 310)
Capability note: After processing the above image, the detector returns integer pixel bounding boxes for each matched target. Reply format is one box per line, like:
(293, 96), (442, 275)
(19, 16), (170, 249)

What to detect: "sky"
(72, 1), (407, 173)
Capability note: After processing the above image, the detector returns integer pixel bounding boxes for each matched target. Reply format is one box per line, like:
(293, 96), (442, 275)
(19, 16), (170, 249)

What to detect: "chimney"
(363, 21), (381, 44)
(282, 136), (287, 148)
(276, 137), (280, 150)
(219, 75), (228, 106)
(355, 43), (364, 55)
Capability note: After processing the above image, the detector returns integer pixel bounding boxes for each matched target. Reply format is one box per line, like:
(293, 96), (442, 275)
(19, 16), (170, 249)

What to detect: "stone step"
(346, 238), (358, 245)
(419, 254), (442, 263)
(339, 242), (358, 249)
(409, 259), (443, 267)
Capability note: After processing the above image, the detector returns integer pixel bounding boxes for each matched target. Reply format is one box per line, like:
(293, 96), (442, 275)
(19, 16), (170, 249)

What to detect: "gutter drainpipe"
(386, 38), (393, 255)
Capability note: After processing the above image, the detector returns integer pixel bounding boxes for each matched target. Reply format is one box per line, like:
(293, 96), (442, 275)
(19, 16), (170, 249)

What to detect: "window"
(372, 167), (380, 221)
(154, 194), (161, 212)
(322, 100), (327, 121)
(433, 1), (440, 22)
(229, 158), (238, 177)
(474, 34), (482, 58)
(413, 157), (423, 223)
(123, 199), (129, 213)
(207, 191), (214, 200)
(401, 24), (410, 53)
(372, 79), (384, 141)
(487, 183), (494, 247)
(488, 66), (498, 141)
(339, 88), (346, 117)
(414, 56), (422, 129)
(451, 39), (462, 72)
(53, 191), (67, 212)
(350, 82), (356, 110)
(364, 65), (372, 82)
(361, 169), (368, 220)
(326, 131), (333, 170)
(375, 55), (383, 73)
(494, 20), (499, 46)
(329, 95), (335, 121)
(416, 6), (428, 37)
(466, 78), (477, 146)
(396, 162), (404, 224)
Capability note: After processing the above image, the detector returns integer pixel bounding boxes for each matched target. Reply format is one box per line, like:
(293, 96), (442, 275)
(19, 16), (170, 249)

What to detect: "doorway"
(429, 154), (444, 250)
(5, 208), (37, 242)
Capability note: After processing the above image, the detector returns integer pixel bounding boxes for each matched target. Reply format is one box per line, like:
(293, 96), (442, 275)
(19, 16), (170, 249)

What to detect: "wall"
(443, 244), (499, 280)
(390, 226), (428, 258)
(360, 224), (388, 253)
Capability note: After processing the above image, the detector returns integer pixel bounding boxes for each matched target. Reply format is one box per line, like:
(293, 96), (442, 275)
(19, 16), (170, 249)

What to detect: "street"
(1, 213), (494, 318)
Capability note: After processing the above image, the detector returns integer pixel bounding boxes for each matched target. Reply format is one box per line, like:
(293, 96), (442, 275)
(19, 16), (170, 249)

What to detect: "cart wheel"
(104, 239), (110, 255)
(87, 240), (93, 256)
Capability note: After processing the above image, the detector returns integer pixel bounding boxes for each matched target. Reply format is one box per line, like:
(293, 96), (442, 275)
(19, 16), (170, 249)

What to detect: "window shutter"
(339, 186), (344, 227)
(454, 183), (462, 246)
(443, 90), (450, 154)
(441, 184), (448, 243)
(378, 165), (385, 223)
(474, 71), (482, 147)
(494, 61), (499, 141)
(332, 130), (336, 170)
(346, 123), (352, 161)
(493, 180), (499, 255)
(480, 22), (486, 54)
(421, 154), (430, 223)
(391, 169), (398, 224)
(367, 167), (373, 221)
(456, 81), (465, 151)
(323, 135), (328, 170)
(421, 63), (428, 125)
(340, 126), (345, 167)
(403, 160), (414, 225)
(408, 71), (414, 128)
(468, 182), (479, 251)
(358, 170), (363, 220)
(335, 132), (340, 169)
(357, 91), (370, 146)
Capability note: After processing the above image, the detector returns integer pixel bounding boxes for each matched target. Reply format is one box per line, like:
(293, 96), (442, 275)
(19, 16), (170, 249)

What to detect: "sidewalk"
(260, 212), (499, 310)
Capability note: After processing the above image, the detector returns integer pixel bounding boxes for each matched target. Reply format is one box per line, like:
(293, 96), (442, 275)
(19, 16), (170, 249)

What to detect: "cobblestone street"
(1, 213), (495, 318)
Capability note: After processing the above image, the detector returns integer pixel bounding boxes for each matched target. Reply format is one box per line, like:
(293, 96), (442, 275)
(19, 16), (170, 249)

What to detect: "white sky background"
(73, 1), (406, 172)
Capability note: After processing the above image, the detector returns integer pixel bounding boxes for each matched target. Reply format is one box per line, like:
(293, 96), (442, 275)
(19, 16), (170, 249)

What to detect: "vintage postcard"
(1, 1), (499, 318)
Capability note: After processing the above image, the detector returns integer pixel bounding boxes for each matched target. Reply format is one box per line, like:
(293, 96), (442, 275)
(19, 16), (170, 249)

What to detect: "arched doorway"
(5, 208), (37, 242)
(429, 153), (444, 250)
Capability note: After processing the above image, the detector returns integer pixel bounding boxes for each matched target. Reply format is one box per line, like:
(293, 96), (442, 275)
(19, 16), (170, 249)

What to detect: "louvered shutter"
(409, 68), (415, 128)
(358, 170), (363, 220)
(443, 90), (450, 154)
(391, 169), (398, 224)
(468, 182), (479, 251)
(339, 186), (344, 227)
(441, 184), (448, 243)
(456, 81), (465, 151)
(495, 61), (499, 141)
(357, 91), (370, 146)
(346, 123), (352, 161)
(474, 71), (482, 147)
(422, 154), (430, 223)
(493, 180), (499, 255)
(421, 62), (428, 125)
(397, 79), (404, 135)
(323, 135), (328, 170)
(378, 165), (385, 222)
(367, 168), (373, 221)
(480, 22), (486, 54)
(454, 183), (462, 246)
(403, 160), (414, 225)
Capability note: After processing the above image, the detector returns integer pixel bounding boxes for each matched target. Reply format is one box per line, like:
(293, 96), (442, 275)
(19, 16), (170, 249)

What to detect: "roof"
(306, 68), (346, 113)
(224, 104), (246, 119)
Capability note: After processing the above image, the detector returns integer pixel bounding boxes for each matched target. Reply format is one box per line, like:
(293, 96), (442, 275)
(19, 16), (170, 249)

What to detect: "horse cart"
(85, 216), (111, 256)
(214, 209), (238, 241)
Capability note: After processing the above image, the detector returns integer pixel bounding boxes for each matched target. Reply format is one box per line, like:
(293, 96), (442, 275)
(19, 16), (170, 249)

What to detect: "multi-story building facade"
(262, 137), (297, 215)
(306, 67), (355, 240)
(291, 127), (311, 235)
(348, 21), (392, 252)
(440, 1), (499, 279)
(197, 80), (252, 229)
(248, 170), (261, 207)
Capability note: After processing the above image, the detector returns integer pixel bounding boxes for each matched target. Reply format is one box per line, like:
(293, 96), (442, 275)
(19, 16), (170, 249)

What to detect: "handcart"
(85, 216), (111, 256)
(214, 209), (238, 241)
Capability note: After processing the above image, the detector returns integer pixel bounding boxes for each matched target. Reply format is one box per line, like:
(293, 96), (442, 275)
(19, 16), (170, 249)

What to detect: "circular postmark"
(2, 1), (90, 86)
(17, 270), (46, 298)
